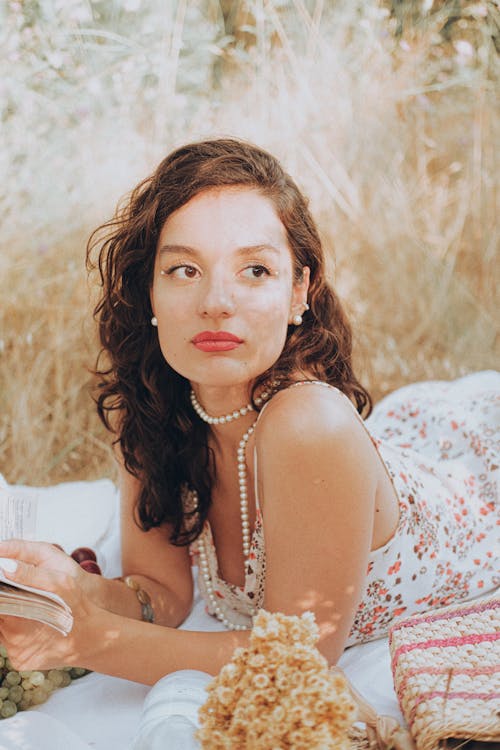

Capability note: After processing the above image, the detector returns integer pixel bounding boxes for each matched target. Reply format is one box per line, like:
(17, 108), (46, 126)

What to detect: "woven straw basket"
(389, 592), (500, 750)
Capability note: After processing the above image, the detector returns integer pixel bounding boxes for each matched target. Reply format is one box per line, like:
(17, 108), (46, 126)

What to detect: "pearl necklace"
(190, 390), (254, 425)
(197, 518), (256, 631)
(190, 387), (273, 630)
(195, 418), (257, 631)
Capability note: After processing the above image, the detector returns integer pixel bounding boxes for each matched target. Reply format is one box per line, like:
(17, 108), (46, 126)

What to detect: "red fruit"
(71, 547), (97, 564)
(79, 559), (102, 575)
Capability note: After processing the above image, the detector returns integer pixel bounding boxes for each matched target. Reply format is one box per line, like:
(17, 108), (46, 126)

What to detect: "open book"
(0, 486), (73, 635)
(0, 561), (73, 635)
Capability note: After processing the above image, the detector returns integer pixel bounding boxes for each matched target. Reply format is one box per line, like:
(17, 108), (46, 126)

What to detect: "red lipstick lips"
(192, 331), (243, 352)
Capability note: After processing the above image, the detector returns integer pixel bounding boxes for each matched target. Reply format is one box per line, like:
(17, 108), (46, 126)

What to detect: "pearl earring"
(292, 314), (303, 326)
(151, 316), (158, 327)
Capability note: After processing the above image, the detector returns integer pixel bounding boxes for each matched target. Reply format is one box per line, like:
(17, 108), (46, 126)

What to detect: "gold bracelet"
(121, 576), (155, 623)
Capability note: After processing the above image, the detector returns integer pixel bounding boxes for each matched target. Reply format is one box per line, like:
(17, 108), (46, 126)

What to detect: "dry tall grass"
(1, 1), (498, 486)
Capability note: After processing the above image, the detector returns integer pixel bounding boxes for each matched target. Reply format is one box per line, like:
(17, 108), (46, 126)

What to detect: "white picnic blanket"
(0, 475), (402, 749)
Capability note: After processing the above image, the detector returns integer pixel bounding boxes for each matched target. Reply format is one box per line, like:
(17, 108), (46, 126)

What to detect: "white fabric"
(0, 475), (402, 748)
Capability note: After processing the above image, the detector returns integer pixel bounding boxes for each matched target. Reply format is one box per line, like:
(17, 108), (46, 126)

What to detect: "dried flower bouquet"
(197, 609), (357, 749)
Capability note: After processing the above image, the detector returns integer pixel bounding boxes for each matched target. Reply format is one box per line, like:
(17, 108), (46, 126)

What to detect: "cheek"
(249, 296), (290, 360)
(151, 279), (192, 330)
(152, 298), (192, 368)
(245, 281), (292, 316)
(155, 328), (191, 379)
(156, 317), (190, 357)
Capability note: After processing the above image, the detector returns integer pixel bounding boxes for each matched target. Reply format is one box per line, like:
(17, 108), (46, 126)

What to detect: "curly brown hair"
(87, 138), (371, 545)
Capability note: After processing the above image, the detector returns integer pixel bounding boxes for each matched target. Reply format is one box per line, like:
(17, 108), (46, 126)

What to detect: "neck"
(208, 411), (257, 455)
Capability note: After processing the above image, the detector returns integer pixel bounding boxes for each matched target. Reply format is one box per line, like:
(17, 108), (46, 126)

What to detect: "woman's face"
(150, 187), (309, 393)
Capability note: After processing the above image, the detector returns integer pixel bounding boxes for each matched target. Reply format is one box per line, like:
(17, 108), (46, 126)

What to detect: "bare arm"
(82, 462), (193, 627)
(255, 385), (379, 663)
(78, 612), (249, 683)
(0, 542), (248, 683)
(0, 385), (381, 681)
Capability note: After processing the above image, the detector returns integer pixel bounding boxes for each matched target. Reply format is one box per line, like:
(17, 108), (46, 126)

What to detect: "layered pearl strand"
(190, 387), (272, 630)
(197, 527), (254, 630)
(190, 388), (271, 425)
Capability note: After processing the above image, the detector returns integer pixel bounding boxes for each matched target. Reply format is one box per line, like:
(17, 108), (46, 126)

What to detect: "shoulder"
(254, 382), (378, 521)
(254, 382), (379, 498)
(256, 382), (364, 450)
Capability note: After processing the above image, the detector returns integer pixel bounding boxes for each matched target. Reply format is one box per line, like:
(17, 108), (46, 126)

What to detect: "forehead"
(158, 187), (288, 248)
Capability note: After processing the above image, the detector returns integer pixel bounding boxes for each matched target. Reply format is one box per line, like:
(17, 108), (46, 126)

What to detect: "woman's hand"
(0, 538), (84, 581)
(0, 539), (101, 671)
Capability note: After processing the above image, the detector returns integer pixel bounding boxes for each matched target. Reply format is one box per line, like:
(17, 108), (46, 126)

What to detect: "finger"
(0, 538), (64, 566)
(0, 557), (18, 573)
(0, 558), (67, 596)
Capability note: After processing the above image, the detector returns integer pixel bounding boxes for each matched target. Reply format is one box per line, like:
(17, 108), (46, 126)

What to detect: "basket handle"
(331, 667), (416, 750)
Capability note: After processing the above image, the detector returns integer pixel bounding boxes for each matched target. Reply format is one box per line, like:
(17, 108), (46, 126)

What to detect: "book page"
(0, 487), (72, 634)
(0, 563), (69, 608)
(0, 486), (37, 540)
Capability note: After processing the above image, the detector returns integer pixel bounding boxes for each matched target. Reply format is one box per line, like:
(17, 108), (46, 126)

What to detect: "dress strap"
(252, 398), (273, 514)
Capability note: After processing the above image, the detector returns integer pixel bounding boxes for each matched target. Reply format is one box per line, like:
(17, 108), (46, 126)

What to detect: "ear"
(289, 266), (310, 323)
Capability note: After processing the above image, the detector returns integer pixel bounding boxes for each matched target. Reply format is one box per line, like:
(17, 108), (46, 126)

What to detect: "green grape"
(31, 687), (48, 705)
(5, 672), (21, 687)
(0, 700), (17, 718)
(28, 671), (45, 687)
(8, 686), (23, 704)
(0, 643), (91, 719)
(47, 670), (63, 688)
(59, 672), (72, 688)
(70, 667), (87, 679)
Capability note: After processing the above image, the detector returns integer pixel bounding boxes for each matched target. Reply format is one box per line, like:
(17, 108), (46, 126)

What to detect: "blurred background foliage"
(1, 0), (498, 484)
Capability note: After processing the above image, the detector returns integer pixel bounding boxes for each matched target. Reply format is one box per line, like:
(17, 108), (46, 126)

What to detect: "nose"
(197, 271), (236, 319)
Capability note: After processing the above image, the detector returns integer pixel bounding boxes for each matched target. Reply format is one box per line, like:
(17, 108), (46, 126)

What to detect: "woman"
(0, 139), (497, 685)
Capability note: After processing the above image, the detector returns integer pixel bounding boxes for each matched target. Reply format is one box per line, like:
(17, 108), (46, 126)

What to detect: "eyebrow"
(157, 243), (281, 258)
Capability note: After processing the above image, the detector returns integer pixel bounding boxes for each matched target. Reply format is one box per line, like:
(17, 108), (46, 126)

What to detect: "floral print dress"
(191, 371), (499, 645)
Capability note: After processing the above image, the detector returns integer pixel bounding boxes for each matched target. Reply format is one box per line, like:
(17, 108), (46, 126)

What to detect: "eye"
(161, 264), (200, 280)
(240, 264), (271, 280)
